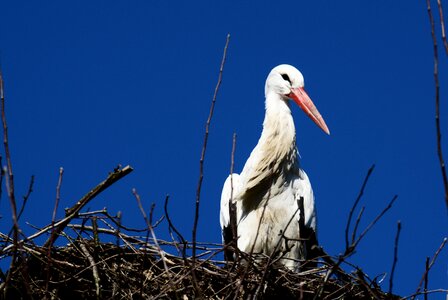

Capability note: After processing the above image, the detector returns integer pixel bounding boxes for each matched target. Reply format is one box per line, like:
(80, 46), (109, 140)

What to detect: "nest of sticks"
(0, 166), (403, 300)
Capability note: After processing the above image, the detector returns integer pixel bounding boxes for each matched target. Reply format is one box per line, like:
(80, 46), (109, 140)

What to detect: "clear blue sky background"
(0, 1), (447, 298)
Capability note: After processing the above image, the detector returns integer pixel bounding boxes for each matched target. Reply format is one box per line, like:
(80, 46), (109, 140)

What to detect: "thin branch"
(351, 206), (365, 244)
(345, 165), (375, 250)
(79, 242), (101, 299)
(437, 0), (448, 54)
(45, 167), (64, 296)
(424, 257), (429, 300)
(427, 0), (448, 209)
(0, 165), (134, 253)
(0, 70), (20, 264)
(192, 33), (230, 296)
(132, 189), (175, 296)
(412, 237), (447, 299)
(388, 220), (401, 295)
(350, 195), (398, 252)
(226, 133), (238, 262)
(164, 195), (188, 263)
(17, 175), (34, 221)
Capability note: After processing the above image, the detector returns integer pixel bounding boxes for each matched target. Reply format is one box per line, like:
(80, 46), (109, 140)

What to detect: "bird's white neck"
(240, 92), (298, 205)
(260, 92), (297, 156)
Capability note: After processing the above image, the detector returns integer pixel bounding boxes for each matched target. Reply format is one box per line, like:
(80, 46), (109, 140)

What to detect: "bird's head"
(265, 64), (330, 135)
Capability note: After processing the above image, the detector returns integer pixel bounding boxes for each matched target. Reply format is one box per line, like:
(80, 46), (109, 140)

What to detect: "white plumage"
(220, 64), (329, 269)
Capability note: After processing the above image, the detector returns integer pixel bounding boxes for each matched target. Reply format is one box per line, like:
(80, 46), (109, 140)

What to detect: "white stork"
(220, 64), (329, 269)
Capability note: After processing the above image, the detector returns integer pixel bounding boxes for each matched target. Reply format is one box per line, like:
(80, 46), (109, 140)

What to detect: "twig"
(351, 206), (365, 244)
(80, 242), (101, 299)
(226, 133), (238, 262)
(5, 175), (35, 243)
(345, 165), (375, 249)
(17, 175), (34, 220)
(164, 195), (188, 262)
(45, 167), (64, 296)
(42, 165), (133, 248)
(424, 257), (429, 300)
(350, 195), (398, 251)
(412, 237), (447, 299)
(388, 220), (401, 295)
(132, 189), (174, 294)
(116, 210), (122, 247)
(437, 0), (448, 54)
(192, 33), (230, 296)
(0, 165), (133, 253)
(0, 71), (20, 294)
(427, 0), (448, 209)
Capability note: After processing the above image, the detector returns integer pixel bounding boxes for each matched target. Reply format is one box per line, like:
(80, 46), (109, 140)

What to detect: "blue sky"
(0, 1), (447, 298)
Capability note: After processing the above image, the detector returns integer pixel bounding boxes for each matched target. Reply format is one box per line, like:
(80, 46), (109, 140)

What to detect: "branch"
(412, 237), (447, 299)
(191, 33), (230, 296)
(350, 195), (397, 252)
(437, 0), (448, 54)
(80, 242), (101, 299)
(164, 195), (188, 262)
(0, 71), (19, 251)
(427, 0), (448, 209)
(345, 165), (375, 249)
(388, 220), (401, 295)
(226, 133), (238, 262)
(1, 165), (134, 251)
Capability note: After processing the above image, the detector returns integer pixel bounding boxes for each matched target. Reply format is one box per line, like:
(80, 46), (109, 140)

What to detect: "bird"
(220, 64), (329, 270)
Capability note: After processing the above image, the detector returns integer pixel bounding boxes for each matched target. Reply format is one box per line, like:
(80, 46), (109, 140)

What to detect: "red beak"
(289, 87), (330, 135)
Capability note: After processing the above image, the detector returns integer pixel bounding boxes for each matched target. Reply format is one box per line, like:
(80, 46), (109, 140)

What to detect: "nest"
(1, 230), (398, 300)
(0, 165), (399, 299)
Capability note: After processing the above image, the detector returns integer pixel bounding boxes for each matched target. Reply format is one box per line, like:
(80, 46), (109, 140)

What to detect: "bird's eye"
(281, 74), (291, 84)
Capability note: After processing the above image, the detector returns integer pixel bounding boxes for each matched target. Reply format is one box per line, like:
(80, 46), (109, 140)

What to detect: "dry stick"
(351, 206), (365, 244)
(316, 195), (397, 299)
(192, 33), (230, 296)
(0, 156), (3, 204)
(227, 133), (238, 262)
(345, 164), (375, 250)
(0, 71), (21, 295)
(0, 165), (136, 251)
(132, 189), (175, 296)
(17, 175), (34, 220)
(164, 195), (188, 263)
(350, 195), (398, 251)
(0, 71), (18, 239)
(437, 0), (448, 54)
(44, 167), (64, 297)
(116, 211), (122, 247)
(79, 242), (101, 299)
(4, 175), (34, 243)
(412, 237), (447, 299)
(427, 0), (448, 209)
(424, 257), (429, 300)
(388, 220), (401, 295)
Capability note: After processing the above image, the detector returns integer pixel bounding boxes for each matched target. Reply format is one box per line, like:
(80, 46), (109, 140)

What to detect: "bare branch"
(80, 242), (101, 299)
(345, 165), (375, 250)
(424, 257), (429, 300)
(225, 133), (238, 262)
(427, 0), (448, 209)
(0, 165), (134, 253)
(388, 220), (401, 295)
(350, 195), (398, 252)
(164, 195), (188, 262)
(412, 237), (447, 299)
(192, 33), (230, 296)
(17, 175), (34, 221)
(437, 0), (448, 54)
(0, 71), (20, 254)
